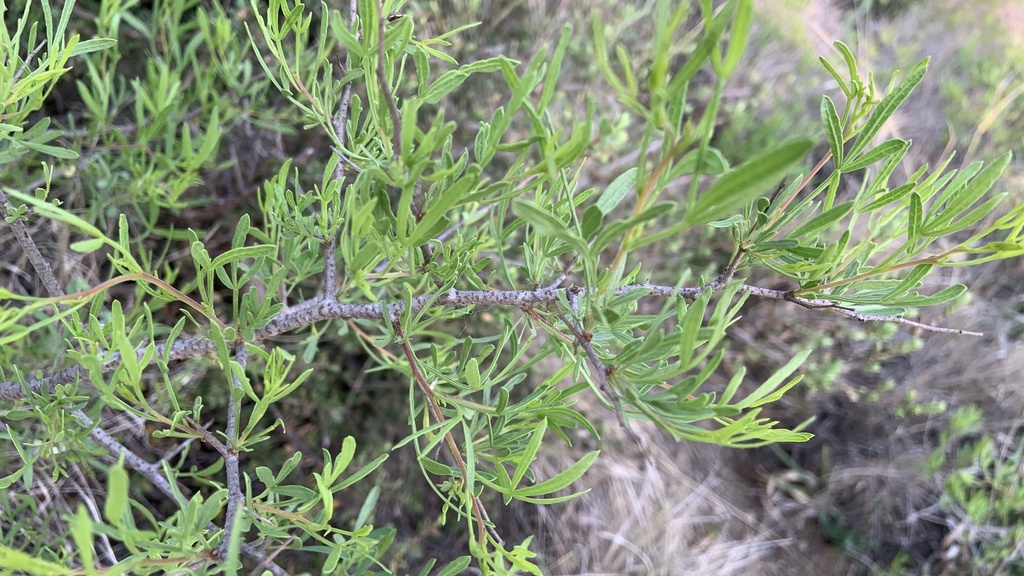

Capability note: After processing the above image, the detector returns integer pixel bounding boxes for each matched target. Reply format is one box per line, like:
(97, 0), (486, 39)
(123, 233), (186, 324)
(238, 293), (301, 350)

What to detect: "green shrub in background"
(1, 0), (1022, 573)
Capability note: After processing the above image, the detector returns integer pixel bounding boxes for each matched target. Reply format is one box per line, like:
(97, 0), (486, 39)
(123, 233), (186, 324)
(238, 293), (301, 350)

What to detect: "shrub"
(1, 0), (1022, 573)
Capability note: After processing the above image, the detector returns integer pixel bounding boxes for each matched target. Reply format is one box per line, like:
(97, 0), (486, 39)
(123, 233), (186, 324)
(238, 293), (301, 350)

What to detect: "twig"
(12, 40), (46, 84)
(394, 322), (492, 548)
(543, 255), (579, 290)
(0, 188), (66, 301)
(348, 0), (358, 40)
(556, 308), (642, 448)
(220, 342), (249, 561)
(79, 409), (291, 575)
(702, 247), (746, 293)
(765, 151), (832, 230)
(322, 235), (339, 300)
(375, 3), (402, 157)
(331, 86), (353, 182)
(330, 146), (364, 173)
(248, 533), (297, 576)
(185, 417), (231, 456)
(238, 542), (290, 576)
(1, 280), (983, 400)
(323, 0), (358, 299)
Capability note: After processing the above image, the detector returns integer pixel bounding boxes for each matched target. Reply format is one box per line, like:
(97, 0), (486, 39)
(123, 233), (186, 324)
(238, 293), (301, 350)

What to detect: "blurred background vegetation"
(2, 0), (1022, 574)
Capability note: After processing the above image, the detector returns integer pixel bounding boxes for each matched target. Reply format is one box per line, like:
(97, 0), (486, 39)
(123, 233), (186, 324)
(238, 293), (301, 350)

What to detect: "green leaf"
(459, 56), (508, 75)
(69, 506), (95, 573)
(930, 159), (980, 207)
(333, 453), (389, 491)
(210, 245), (276, 270)
(924, 195), (1005, 237)
(512, 199), (590, 256)
(323, 535), (345, 573)
(835, 41), (859, 88)
(222, 499), (244, 575)
(859, 182), (915, 212)
(596, 167), (637, 215)
(733, 348), (812, 409)
(68, 37), (117, 57)
(69, 238), (106, 253)
(538, 25), (571, 113)
(511, 419), (546, 490)
(436, 557), (473, 576)
(669, 9), (723, 90)
(847, 59), (928, 160)
(718, 0), (752, 78)
(897, 284), (967, 306)
(581, 204), (603, 238)
(331, 11), (363, 57)
(474, 120), (493, 164)
(923, 151), (1011, 234)
(408, 171), (479, 247)
(423, 70), (469, 104)
(0, 543), (70, 574)
(596, 202), (675, 252)
(103, 457), (129, 528)
(512, 450), (599, 497)
(465, 358), (481, 390)
(671, 147), (730, 177)
(355, 485), (380, 530)
(908, 191), (923, 239)
(707, 214), (744, 228)
(848, 304), (907, 316)
(684, 139), (813, 227)
(790, 201), (854, 238)
(820, 95), (844, 168)
(818, 55), (849, 97)
(678, 290), (709, 371)
(882, 264), (932, 301)
(840, 139), (908, 173)
(20, 137), (78, 159)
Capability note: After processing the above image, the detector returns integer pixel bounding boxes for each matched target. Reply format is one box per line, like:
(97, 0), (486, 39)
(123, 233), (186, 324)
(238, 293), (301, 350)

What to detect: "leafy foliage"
(0, 0), (1021, 573)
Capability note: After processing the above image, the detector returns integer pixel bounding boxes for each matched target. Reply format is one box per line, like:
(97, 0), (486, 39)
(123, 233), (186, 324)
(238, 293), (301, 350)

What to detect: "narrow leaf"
(841, 139), (909, 173)
(790, 201), (854, 238)
(897, 284), (967, 307)
(927, 151), (1011, 232)
(882, 264), (932, 301)
(860, 182), (915, 212)
(596, 167), (637, 215)
(684, 139), (813, 227)
(423, 70), (469, 104)
(513, 450), (599, 497)
(511, 419), (546, 490)
(821, 95), (844, 168)
(847, 59), (928, 160)
(104, 457), (129, 527)
(512, 199), (590, 256)
(908, 191), (922, 239)
(720, 0), (752, 77)
(734, 348), (812, 409)
(210, 245), (276, 270)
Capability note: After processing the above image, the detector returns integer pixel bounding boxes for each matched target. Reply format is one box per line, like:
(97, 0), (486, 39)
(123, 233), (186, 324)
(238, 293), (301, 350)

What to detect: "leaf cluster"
(0, 0), (1021, 574)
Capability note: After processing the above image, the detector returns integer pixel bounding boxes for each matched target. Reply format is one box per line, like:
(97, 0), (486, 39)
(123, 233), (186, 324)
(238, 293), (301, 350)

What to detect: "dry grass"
(513, 391), (853, 575)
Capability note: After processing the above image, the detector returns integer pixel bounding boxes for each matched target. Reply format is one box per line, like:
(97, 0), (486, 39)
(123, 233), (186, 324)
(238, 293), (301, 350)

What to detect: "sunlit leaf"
(684, 139), (813, 227)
